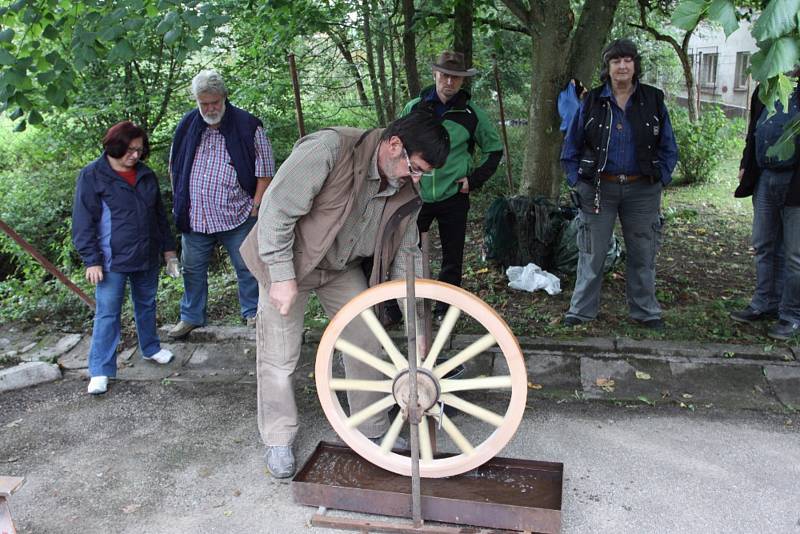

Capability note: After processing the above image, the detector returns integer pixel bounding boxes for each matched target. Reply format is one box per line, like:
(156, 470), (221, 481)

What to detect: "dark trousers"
(418, 192), (470, 312)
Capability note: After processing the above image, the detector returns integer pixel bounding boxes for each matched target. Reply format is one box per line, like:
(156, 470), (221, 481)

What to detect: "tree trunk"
(566, 0), (620, 87)
(375, 5), (394, 122)
(329, 31), (370, 108)
(402, 0), (421, 99)
(679, 31), (699, 122)
(520, 2), (574, 200)
(453, 0), (473, 66)
(362, 0), (387, 125)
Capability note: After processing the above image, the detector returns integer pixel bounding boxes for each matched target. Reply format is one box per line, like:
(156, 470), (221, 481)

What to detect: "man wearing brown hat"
(397, 50), (503, 321)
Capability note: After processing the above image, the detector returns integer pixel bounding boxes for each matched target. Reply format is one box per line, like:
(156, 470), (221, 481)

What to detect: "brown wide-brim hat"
(431, 51), (478, 77)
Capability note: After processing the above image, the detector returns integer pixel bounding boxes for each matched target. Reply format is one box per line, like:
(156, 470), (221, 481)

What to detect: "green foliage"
(673, 0), (800, 157)
(0, 0), (227, 133)
(671, 105), (743, 184)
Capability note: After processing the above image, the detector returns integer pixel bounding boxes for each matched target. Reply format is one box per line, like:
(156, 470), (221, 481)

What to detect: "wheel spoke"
(440, 413), (474, 455)
(440, 375), (513, 393)
(346, 394), (397, 428)
(440, 393), (505, 427)
(379, 411), (406, 454)
(329, 378), (394, 393)
(334, 338), (398, 378)
(432, 334), (496, 378)
(359, 308), (408, 370)
(418, 415), (434, 462)
(422, 306), (461, 370)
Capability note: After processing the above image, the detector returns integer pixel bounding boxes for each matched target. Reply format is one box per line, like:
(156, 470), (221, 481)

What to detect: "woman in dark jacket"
(72, 121), (179, 394)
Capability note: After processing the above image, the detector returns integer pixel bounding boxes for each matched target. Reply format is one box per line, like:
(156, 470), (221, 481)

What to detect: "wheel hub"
(392, 368), (440, 413)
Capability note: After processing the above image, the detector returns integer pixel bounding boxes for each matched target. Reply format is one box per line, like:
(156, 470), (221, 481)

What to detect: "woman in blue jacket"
(72, 121), (179, 394)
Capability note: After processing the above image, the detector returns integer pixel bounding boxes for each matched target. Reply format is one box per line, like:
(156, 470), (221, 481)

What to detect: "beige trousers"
(256, 265), (389, 446)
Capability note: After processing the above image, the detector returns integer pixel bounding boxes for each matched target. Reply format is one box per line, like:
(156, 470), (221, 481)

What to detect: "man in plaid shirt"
(168, 70), (275, 338)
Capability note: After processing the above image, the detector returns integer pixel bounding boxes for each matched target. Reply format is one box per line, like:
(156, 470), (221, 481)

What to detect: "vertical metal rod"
(493, 55), (514, 193)
(287, 53), (306, 138)
(0, 218), (95, 310)
(420, 232), (436, 455)
(405, 254), (422, 528)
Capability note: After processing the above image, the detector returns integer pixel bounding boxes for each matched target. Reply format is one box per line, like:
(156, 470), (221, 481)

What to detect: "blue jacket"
(170, 101), (262, 232)
(72, 155), (176, 272)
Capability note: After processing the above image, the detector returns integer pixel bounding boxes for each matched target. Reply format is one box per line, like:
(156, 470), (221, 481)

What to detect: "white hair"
(191, 69), (228, 98)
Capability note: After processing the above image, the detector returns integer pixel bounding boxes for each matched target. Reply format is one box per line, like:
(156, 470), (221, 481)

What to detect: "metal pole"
(0, 218), (95, 310)
(288, 53), (306, 138)
(420, 232), (436, 455)
(492, 55), (514, 193)
(405, 254), (423, 528)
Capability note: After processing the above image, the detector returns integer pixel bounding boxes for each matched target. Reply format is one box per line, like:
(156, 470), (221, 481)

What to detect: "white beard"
(387, 175), (406, 189)
(200, 104), (225, 125)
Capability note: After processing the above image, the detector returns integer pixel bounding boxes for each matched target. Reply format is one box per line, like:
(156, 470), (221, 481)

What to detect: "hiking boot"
(146, 348), (174, 364)
(730, 307), (777, 324)
(87, 376), (108, 395)
(637, 318), (665, 330)
(265, 446), (295, 479)
(768, 319), (800, 341)
(168, 321), (199, 339)
(381, 302), (403, 328)
(562, 315), (586, 327)
(246, 317), (257, 328)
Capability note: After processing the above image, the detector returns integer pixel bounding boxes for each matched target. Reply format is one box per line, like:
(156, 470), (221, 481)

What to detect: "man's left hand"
(457, 177), (470, 194)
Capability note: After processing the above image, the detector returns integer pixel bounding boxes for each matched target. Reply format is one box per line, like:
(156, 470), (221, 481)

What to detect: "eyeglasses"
(402, 148), (425, 178)
(126, 146), (145, 156)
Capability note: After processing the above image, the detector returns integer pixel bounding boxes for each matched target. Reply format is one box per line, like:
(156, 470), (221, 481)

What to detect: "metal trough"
(292, 442), (563, 533)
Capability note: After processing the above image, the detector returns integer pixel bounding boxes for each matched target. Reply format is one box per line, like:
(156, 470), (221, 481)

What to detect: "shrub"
(671, 104), (744, 184)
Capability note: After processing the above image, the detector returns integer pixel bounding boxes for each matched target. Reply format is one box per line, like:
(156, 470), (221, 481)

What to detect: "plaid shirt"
(188, 126), (275, 233)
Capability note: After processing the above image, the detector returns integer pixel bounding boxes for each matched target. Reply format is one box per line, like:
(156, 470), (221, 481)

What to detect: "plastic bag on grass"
(506, 263), (561, 295)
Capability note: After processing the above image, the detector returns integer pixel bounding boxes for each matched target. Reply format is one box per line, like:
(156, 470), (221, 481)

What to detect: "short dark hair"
(103, 121), (150, 160)
(381, 110), (450, 168)
(599, 38), (642, 83)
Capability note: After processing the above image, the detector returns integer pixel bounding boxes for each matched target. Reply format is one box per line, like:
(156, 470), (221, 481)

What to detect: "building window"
(735, 52), (751, 89)
(700, 53), (718, 86)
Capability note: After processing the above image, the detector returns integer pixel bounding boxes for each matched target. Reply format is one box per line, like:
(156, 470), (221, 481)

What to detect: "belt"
(599, 172), (642, 184)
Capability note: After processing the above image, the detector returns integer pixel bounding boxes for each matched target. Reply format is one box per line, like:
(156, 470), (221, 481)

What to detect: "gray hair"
(191, 70), (228, 98)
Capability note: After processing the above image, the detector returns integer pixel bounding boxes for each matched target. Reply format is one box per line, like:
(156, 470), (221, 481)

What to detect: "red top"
(116, 169), (137, 187)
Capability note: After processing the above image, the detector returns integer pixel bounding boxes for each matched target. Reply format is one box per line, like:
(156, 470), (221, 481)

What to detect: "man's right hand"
(85, 265), (103, 285)
(737, 169), (745, 182)
(269, 279), (298, 316)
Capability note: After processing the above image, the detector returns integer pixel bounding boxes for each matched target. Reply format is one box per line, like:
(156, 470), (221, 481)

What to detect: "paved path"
(1, 325), (799, 533)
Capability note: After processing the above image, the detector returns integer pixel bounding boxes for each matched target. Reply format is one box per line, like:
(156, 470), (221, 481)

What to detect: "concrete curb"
(0, 361), (62, 392)
(144, 325), (800, 411)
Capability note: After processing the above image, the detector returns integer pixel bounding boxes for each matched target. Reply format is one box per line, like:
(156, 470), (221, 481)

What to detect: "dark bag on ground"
(483, 196), (568, 270)
(483, 195), (623, 274)
(552, 215), (624, 274)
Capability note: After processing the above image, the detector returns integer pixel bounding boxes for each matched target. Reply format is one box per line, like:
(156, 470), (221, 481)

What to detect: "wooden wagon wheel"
(315, 279), (527, 478)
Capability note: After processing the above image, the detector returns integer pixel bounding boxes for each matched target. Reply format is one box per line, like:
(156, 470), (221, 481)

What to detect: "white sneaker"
(147, 348), (174, 365)
(87, 376), (108, 395)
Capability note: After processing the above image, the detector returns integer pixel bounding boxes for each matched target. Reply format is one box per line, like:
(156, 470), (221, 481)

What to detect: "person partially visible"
(168, 69), (276, 338)
(558, 78), (587, 134)
(561, 38), (678, 330)
(239, 111), (450, 479)
(730, 73), (800, 340)
(399, 50), (503, 322)
(72, 121), (178, 395)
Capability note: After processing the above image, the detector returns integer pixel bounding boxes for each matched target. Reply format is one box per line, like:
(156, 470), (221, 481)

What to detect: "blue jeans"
(180, 216), (258, 324)
(88, 267), (161, 377)
(751, 171), (800, 324)
(568, 178), (664, 321)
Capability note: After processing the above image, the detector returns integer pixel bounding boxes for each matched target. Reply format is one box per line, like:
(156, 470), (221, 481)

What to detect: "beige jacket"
(240, 127), (421, 287)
